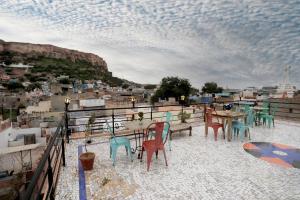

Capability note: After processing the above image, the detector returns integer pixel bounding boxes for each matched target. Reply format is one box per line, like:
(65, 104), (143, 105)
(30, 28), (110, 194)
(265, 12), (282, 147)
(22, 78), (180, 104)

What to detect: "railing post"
(112, 109), (115, 134)
(150, 106), (153, 120)
(47, 155), (54, 200)
(64, 102), (69, 143)
(204, 104), (207, 122)
(61, 126), (66, 167)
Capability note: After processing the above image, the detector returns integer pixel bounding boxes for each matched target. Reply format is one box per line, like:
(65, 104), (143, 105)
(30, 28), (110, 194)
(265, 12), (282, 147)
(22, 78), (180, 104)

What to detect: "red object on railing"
(206, 108), (224, 141)
(141, 122), (169, 171)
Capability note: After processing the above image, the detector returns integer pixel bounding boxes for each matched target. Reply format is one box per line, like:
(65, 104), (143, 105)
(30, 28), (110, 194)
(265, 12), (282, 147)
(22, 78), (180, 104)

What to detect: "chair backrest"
(153, 122), (165, 146)
(165, 112), (172, 122)
(162, 112), (172, 140)
(246, 107), (254, 126)
(243, 105), (250, 113)
(262, 101), (269, 109)
(106, 120), (117, 143)
(206, 108), (214, 125)
(270, 103), (278, 116)
(146, 122), (168, 145)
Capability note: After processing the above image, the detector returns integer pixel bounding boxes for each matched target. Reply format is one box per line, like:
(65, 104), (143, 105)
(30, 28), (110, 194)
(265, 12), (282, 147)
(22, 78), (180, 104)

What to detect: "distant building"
(24, 100), (51, 114)
(42, 82), (51, 96)
(79, 98), (105, 109)
(242, 87), (258, 98)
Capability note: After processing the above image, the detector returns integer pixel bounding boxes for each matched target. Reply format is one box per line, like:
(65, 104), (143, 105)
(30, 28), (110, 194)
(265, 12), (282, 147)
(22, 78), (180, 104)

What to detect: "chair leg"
(127, 145), (133, 162)
(109, 145), (112, 158)
(213, 128), (218, 141)
(111, 146), (117, 166)
(140, 147), (144, 162)
(146, 149), (155, 171)
(125, 146), (128, 155)
(163, 148), (168, 167)
(239, 127), (245, 142)
(155, 150), (158, 159)
(168, 139), (172, 151)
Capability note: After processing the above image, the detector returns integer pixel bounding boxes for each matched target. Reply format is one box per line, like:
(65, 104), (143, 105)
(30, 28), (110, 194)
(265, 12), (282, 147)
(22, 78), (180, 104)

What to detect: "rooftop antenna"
(284, 65), (291, 84)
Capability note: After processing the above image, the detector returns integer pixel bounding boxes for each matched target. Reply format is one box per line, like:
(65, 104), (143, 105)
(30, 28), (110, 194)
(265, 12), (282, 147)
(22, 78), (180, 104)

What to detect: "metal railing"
(215, 99), (300, 121)
(22, 121), (66, 200)
(65, 103), (206, 140)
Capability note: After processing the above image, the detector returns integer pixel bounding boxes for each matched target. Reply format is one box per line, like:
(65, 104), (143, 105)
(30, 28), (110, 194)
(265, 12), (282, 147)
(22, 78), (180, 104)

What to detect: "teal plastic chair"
(106, 121), (133, 166)
(163, 112), (172, 151)
(232, 108), (253, 141)
(257, 101), (269, 124)
(242, 104), (250, 113)
(149, 112), (172, 150)
(262, 103), (278, 128)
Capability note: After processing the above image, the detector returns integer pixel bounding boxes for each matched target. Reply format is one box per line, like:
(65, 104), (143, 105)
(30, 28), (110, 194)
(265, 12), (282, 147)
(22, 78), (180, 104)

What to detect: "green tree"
(26, 83), (41, 92)
(201, 82), (223, 94)
(144, 84), (157, 90)
(59, 78), (70, 84)
(151, 77), (192, 103)
(122, 83), (129, 89)
(6, 81), (24, 91)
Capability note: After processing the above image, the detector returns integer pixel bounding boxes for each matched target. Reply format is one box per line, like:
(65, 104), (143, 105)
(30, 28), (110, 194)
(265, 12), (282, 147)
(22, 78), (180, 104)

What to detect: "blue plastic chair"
(106, 121), (133, 166)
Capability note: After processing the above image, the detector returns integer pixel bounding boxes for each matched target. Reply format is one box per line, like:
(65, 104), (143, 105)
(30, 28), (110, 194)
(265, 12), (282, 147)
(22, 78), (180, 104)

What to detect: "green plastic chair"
(262, 103), (278, 128)
(106, 121), (133, 166)
(257, 101), (269, 124)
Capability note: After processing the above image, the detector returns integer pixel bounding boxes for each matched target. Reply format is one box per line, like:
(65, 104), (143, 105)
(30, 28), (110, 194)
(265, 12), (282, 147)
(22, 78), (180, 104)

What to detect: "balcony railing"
(22, 121), (66, 200)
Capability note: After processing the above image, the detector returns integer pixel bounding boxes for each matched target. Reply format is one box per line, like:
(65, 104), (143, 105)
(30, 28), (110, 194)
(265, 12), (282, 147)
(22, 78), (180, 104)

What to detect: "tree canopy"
(151, 76), (192, 103)
(201, 82), (223, 94)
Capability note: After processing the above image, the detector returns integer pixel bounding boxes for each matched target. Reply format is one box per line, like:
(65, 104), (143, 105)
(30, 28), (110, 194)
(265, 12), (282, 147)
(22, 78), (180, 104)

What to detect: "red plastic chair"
(206, 108), (224, 141)
(141, 122), (170, 171)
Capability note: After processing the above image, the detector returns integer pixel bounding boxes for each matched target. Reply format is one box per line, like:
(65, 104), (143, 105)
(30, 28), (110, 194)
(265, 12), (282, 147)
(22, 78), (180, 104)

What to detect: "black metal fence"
(22, 121), (66, 200)
(215, 99), (300, 121)
(65, 103), (205, 139)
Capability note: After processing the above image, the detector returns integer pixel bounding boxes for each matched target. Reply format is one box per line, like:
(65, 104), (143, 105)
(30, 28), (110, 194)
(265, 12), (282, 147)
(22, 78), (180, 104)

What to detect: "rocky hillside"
(0, 39), (112, 81)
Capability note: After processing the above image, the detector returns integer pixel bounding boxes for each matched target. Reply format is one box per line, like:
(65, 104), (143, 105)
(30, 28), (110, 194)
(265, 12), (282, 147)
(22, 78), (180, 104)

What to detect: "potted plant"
(79, 114), (96, 171)
(138, 112), (144, 125)
(179, 111), (191, 123)
(79, 151), (95, 171)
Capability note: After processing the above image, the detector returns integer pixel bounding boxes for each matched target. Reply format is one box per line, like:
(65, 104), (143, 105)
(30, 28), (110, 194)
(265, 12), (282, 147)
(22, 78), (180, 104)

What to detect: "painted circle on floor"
(243, 142), (300, 169)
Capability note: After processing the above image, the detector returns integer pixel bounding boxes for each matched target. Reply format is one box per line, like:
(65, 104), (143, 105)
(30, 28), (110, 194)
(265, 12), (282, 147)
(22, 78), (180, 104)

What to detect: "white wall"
(0, 127), (12, 148)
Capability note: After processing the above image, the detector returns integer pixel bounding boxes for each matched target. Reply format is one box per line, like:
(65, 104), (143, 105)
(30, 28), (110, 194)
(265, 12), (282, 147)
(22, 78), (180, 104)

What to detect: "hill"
(0, 40), (128, 86)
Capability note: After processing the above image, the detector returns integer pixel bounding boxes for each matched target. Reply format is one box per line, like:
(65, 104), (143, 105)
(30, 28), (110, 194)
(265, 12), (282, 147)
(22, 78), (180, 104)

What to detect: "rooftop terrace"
(55, 120), (300, 200)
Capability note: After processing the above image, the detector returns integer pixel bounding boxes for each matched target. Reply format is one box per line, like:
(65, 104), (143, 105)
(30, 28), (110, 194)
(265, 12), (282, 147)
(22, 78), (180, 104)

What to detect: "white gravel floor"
(55, 120), (300, 200)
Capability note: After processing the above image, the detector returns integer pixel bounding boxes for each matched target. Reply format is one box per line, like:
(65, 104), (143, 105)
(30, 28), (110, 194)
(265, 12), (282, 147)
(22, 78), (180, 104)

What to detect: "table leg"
(205, 122), (208, 137)
(222, 118), (225, 139)
(227, 118), (232, 142)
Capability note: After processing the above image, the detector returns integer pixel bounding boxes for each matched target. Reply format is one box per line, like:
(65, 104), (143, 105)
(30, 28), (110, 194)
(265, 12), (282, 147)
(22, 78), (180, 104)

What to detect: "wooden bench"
(169, 123), (192, 140)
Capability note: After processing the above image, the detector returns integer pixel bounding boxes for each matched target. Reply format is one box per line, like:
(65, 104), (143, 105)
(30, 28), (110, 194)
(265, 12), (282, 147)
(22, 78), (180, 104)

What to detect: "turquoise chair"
(262, 104), (278, 128)
(242, 104), (250, 113)
(232, 108), (253, 141)
(163, 112), (172, 151)
(106, 121), (133, 166)
(149, 112), (172, 150)
(256, 101), (269, 124)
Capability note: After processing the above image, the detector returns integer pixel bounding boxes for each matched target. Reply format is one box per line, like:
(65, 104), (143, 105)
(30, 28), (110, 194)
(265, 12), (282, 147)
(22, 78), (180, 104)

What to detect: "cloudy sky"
(0, 0), (299, 89)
